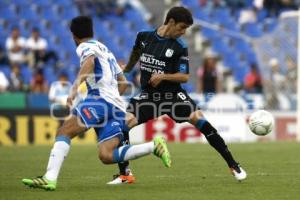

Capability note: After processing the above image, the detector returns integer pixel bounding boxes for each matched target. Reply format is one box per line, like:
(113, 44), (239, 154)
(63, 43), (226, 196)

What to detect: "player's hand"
(149, 74), (164, 87)
(66, 91), (76, 108)
(66, 96), (74, 108)
(119, 63), (126, 70)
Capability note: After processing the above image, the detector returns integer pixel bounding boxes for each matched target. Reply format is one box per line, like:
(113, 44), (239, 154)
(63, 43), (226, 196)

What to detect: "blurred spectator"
(49, 73), (71, 107)
(9, 63), (26, 91)
(116, 0), (154, 23)
(225, 0), (245, 9)
(244, 63), (263, 93)
(0, 70), (9, 92)
(239, 7), (257, 25)
(0, 45), (9, 65)
(5, 27), (26, 64)
(197, 52), (221, 94)
(285, 56), (297, 93)
(31, 69), (48, 93)
(269, 58), (285, 90)
(199, 0), (226, 8)
(253, 0), (264, 10)
(264, 0), (298, 16)
(94, 0), (118, 17)
(26, 28), (58, 68)
(74, 0), (93, 16)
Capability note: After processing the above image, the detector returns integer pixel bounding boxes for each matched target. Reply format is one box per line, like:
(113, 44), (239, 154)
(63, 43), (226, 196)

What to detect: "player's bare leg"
(101, 133), (171, 185)
(107, 113), (138, 184)
(22, 115), (87, 190)
(98, 134), (171, 165)
(189, 110), (247, 181)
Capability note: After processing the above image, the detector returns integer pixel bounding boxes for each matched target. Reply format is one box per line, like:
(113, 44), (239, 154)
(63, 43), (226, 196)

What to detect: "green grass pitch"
(1, 142), (299, 200)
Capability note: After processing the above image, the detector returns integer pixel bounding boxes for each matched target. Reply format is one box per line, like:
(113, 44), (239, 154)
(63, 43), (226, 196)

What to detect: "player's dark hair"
(164, 6), (193, 25)
(70, 16), (93, 39)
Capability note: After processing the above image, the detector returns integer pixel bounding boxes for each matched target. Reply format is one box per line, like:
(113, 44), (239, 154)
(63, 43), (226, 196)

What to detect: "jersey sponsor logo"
(140, 54), (166, 67)
(180, 56), (189, 61)
(165, 48), (174, 57)
(82, 108), (92, 119)
(140, 66), (164, 74)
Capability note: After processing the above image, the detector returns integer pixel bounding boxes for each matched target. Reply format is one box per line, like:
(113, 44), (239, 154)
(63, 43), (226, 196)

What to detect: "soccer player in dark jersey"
(107, 6), (247, 184)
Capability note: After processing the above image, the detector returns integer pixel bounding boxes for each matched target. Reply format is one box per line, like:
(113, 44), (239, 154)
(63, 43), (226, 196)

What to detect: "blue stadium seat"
(233, 64), (250, 84)
(0, 65), (11, 78)
(41, 8), (60, 22)
(31, 0), (51, 7)
(244, 0), (254, 7)
(20, 65), (33, 85)
(194, 9), (211, 22)
(123, 9), (143, 22)
(93, 21), (111, 41)
(233, 38), (252, 53)
(11, 0), (29, 6)
(43, 67), (57, 84)
(201, 27), (221, 40)
(223, 51), (240, 69)
(0, 31), (6, 46)
(223, 19), (240, 31)
(18, 6), (38, 20)
(0, 25), (6, 35)
(181, 0), (199, 7)
(257, 9), (268, 22)
(27, 93), (50, 109)
(0, 8), (16, 20)
(51, 0), (72, 7)
(243, 22), (263, 37)
(211, 38), (230, 54)
(59, 7), (79, 20)
(212, 8), (231, 24)
(263, 18), (277, 32)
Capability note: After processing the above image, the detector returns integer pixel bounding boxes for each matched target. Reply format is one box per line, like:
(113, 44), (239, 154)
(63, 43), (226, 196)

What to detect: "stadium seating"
(0, 0), (150, 88)
(181, 0), (282, 85)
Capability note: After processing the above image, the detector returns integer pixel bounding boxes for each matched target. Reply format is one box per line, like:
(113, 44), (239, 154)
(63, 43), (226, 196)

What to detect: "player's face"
(170, 22), (190, 38)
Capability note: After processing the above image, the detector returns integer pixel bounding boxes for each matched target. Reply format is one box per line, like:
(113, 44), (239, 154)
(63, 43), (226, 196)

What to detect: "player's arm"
(117, 73), (128, 95)
(149, 47), (190, 87)
(123, 47), (141, 73)
(123, 32), (143, 73)
(149, 73), (189, 87)
(67, 55), (95, 107)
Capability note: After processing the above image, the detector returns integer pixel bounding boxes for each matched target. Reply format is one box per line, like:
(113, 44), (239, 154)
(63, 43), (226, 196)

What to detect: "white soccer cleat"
(106, 171), (135, 185)
(230, 165), (247, 181)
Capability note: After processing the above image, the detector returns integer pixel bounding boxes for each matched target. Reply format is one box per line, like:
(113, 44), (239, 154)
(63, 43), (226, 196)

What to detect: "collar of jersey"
(84, 39), (97, 44)
(154, 30), (168, 41)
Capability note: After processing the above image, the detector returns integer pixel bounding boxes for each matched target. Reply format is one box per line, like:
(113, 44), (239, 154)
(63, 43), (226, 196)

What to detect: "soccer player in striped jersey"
(21, 16), (171, 191)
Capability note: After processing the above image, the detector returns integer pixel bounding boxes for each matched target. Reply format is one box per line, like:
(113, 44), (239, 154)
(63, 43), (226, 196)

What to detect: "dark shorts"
(127, 91), (198, 124)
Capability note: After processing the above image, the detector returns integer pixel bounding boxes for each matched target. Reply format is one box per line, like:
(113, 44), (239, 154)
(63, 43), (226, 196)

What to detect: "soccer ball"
(249, 110), (274, 136)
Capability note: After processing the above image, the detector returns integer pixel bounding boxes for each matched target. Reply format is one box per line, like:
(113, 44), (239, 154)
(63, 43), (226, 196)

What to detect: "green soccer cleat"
(153, 136), (172, 168)
(22, 176), (56, 191)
